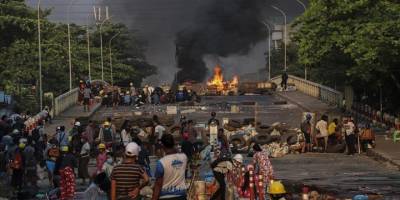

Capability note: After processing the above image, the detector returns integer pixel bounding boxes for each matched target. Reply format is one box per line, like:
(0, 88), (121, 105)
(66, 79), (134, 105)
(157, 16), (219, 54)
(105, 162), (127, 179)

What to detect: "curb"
(366, 148), (400, 170)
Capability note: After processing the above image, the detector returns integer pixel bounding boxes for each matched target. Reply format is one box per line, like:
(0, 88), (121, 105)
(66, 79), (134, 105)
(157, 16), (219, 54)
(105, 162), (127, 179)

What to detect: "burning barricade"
(206, 65), (239, 95)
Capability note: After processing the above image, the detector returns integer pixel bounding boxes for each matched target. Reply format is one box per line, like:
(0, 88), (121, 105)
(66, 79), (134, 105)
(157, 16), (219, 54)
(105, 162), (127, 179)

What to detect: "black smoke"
(175, 0), (267, 83)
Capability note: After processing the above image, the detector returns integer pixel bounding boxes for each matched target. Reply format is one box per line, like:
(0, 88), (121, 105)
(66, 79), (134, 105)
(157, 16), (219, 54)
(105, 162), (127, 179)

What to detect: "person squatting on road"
(111, 142), (149, 200)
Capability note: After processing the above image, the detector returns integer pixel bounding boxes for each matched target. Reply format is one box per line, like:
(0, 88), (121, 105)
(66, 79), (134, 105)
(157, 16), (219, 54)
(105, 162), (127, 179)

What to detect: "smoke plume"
(175, 0), (267, 83)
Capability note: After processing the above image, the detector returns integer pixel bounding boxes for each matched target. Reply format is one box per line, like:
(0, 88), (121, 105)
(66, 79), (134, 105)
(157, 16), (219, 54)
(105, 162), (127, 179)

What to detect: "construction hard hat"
(104, 121), (110, 126)
(61, 146), (69, 152)
(125, 142), (141, 157)
(233, 154), (244, 163)
(18, 143), (26, 149)
(98, 143), (106, 149)
(267, 181), (286, 195)
(12, 129), (20, 134)
(74, 121), (81, 126)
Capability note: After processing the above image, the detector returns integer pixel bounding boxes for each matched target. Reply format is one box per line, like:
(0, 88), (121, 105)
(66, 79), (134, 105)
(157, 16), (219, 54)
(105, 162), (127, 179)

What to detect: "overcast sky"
(26, 0), (306, 84)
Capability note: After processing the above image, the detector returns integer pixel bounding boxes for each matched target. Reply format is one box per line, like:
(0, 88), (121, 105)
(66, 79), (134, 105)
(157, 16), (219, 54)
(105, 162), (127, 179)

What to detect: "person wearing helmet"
(267, 181), (287, 200)
(55, 145), (77, 200)
(98, 121), (114, 149)
(111, 142), (149, 200)
(300, 113), (313, 152)
(96, 143), (107, 174)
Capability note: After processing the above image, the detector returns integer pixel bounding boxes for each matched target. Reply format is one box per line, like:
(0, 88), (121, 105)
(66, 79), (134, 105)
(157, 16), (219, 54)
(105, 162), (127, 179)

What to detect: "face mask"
(107, 158), (113, 164)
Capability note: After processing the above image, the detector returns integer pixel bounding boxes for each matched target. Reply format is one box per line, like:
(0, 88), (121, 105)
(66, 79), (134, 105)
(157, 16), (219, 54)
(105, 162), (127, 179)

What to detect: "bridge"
(24, 74), (400, 197)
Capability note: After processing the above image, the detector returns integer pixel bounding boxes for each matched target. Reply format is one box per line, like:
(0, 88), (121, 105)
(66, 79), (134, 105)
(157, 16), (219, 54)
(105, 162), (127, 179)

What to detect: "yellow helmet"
(98, 143), (106, 149)
(103, 121), (110, 127)
(267, 181), (286, 195)
(18, 143), (26, 149)
(61, 146), (69, 152)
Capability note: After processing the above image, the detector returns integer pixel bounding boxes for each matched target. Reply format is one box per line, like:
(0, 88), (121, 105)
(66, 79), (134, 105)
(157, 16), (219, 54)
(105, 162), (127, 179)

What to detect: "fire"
(207, 65), (239, 94)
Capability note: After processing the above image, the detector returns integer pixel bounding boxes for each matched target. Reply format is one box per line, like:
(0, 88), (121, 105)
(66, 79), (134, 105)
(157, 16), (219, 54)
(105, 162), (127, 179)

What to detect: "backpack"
(48, 147), (60, 158)
(103, 128), (113, 143)
(10, 151), (22, 170)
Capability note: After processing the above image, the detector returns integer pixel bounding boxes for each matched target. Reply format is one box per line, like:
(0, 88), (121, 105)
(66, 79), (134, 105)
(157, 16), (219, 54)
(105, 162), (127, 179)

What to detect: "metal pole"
(262, 21), (271, 80)
(294, 0), (307, 79)
(272, 6), (287, 71)
(99, 18), (108, 81)
(86, 14), (92, 81)
(37, 0), (42, 111)
(109, 31), (121, 86)
(67, 0), (76, 91)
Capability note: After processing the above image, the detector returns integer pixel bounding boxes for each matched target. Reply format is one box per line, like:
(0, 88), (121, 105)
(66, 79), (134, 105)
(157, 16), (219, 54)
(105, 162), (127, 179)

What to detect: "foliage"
(292, 0), (400, 113)
(0, 0), (156, 112)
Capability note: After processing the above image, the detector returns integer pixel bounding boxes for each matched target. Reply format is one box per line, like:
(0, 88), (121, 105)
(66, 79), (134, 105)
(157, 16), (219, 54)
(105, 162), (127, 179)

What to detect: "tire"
(254, 134), (272, 145)
(280, 133), (297, 145)
(229, 135), (246, 147)
(326, 143), (346, 153)
(242, 118), (255, 126)
(273, 101), (287, 105)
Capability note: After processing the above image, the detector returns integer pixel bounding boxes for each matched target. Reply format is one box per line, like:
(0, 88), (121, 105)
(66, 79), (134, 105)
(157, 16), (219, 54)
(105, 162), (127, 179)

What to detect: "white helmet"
(125, 142), (141, 157)
(74, 121), (81, 126)
(233, 154), (244, 164)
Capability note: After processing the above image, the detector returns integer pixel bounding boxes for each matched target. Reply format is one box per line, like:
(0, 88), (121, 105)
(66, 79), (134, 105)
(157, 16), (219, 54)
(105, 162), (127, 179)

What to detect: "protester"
(111, 142), (149, 200)
(134, 138), (151, 177)
(83, 84), (92, 112)
(217, 128), (229, 151)
(98, 122), (114, 150)
(210, 149), (233, 200)
(96, 143), (107, 174)
(78, 136), (90, 185)
(267, 181), (288, 200)
(10, 142), (25, 191)
(343, 118), (357, 155)
(84, 120), (96, 146)
(328, 118), (339, 145)
(101, 152), (115, 179)
(315, 115), (329, 152)
(120, 123), (132, 147)
(152, 134), (187, 200)
(281, 71), (288, 90)
(55, 146), (77, 200)
(360, 123), (375, 152)
(208, 112), (220, 126)
(44, 139), (60, 187)
(154, 120), (166, 157)
(180, 132), (194, 178)
(300, 114), (312, 152)
(23, 138), (37, 188)
(56, 126), (69, 147)
(252, 144), (274, 186)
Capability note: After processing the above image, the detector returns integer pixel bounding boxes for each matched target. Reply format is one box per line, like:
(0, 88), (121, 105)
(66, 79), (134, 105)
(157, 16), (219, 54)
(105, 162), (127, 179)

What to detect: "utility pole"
(109, 31), (121, 86)
(294, 0), (307, 79)
(262, 21), (272, 80)
(86, 14), (92, 81)
(37, 0), (42, 110)
(272, 5), (287, 71)
(67, 0), (76, 91)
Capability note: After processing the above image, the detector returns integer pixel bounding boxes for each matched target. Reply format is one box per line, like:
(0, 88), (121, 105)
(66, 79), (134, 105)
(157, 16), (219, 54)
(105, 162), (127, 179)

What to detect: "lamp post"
(109, 31), (121, 86)
(37, 0), (42, 110)
(86, 14), (92, 81)
(271, 5), (287, 71)
(294, 0), (307, 79)
(262, 21), (272, 80)
(67, 0), (76, 91)
(99, 18), (109, 82)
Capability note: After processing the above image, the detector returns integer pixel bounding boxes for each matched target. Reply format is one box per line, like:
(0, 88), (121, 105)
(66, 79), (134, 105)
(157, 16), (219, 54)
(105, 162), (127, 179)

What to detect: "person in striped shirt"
(111, 142), (149, 200)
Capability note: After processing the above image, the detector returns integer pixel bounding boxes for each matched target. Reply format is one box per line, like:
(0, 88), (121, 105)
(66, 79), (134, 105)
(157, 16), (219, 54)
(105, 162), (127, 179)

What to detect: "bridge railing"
(53, 79), (109, 117)
(271, 75), (343, 107)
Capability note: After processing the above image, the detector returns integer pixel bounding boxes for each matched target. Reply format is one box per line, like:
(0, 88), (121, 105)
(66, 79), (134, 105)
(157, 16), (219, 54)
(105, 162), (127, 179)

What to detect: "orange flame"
(207, 65), (239, 92)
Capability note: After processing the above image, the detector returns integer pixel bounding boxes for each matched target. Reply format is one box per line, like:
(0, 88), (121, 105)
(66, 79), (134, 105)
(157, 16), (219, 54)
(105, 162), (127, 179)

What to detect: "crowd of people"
(100, 83), (200, 109)
(300, 114), (376, 155)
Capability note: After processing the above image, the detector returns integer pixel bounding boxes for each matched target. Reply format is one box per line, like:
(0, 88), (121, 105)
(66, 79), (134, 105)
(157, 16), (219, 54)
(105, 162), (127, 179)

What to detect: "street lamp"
(86, 13), (92, 81)
(294, 0), (307, 79)
(109, 31), (121, 86)
(271, 5), (287, 71)
(99, 17), (109, 82)
(67, 0), (76, 91)
(262, 21), (272, 80)
(37, 0), (42, 111)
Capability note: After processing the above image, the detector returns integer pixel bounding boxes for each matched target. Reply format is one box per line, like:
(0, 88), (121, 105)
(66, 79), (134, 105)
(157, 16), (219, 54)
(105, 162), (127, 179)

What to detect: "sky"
(26, 0), (306, 84)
